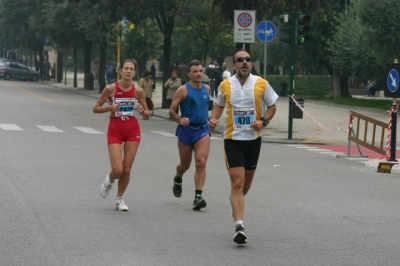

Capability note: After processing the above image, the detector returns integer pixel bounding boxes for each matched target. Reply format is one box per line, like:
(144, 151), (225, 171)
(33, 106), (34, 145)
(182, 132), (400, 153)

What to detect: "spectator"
(139, 70), (153, 111)
(211, 62), (222, 98)
(206, 61), (215, 79)
(177, 60), (189, 84)
(369, 78), (383, 96)
(365, 79), (374, 97)
(164, 69), (182, 111)
(221, 62), (231, 80)
(106, 60), (116, 84)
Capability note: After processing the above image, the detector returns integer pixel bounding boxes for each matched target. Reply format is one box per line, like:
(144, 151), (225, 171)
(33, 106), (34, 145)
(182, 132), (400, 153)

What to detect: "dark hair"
(142, 70), (151, 77)
(232, 49), (250, 63)
(120, 58), (137, 70)
(187, 59), (202, 72)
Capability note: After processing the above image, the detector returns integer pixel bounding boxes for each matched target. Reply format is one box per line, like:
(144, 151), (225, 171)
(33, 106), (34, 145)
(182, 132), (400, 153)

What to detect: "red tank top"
(109, 82), (137, 117)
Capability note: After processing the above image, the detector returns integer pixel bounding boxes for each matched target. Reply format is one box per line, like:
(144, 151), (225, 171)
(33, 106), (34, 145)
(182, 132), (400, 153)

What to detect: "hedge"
(265, 75), (332, 97)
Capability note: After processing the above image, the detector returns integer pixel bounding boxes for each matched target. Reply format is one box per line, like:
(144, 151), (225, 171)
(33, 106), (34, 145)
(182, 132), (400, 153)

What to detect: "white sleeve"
(215, 86), (226, 106)
(263, 83), (279, 106)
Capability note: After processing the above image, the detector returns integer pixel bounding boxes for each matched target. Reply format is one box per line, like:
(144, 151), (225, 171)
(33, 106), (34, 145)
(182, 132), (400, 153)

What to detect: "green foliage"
(359, 0), (400, 64)
(122, 18), (163, 73)
(327, 0), (400, 82)
(0, 0), (43, 52)
(267, 75), (332, 96)
(171, 2), (234, 64)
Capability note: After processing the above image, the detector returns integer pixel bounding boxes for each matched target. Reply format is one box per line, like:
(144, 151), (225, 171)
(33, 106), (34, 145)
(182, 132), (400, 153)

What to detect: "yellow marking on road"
(7, 82), (55, 103)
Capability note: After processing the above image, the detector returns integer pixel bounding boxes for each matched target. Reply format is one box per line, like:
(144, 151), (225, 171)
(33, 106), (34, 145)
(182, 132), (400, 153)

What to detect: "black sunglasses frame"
(235, 57), (251, 63)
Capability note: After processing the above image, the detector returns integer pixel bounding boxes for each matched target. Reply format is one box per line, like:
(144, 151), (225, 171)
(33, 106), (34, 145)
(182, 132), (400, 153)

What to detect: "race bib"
(115, 97), (136, 117)
(233, 107), (255, 130)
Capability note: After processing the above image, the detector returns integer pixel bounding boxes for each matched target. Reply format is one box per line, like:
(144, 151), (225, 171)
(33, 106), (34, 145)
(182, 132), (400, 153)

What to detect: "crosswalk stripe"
(74, 127), (104, 134)
(0, 123), (23, 131)
(36, 125), (64, 132)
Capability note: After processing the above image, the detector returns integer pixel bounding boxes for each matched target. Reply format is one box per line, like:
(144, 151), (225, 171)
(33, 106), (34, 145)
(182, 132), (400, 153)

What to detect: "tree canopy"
(0, 0), (399, 99)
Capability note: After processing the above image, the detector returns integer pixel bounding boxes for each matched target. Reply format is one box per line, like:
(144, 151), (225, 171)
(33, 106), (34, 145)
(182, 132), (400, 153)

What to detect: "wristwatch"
(260, 117), (270, 127)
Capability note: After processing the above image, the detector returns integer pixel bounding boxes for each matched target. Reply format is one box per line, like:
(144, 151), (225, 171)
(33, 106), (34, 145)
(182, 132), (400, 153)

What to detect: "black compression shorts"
(223, 137), (261, 170)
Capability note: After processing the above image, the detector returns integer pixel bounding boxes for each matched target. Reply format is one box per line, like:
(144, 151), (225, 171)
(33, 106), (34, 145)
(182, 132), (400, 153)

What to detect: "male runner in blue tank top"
(169, 59), (211, 211)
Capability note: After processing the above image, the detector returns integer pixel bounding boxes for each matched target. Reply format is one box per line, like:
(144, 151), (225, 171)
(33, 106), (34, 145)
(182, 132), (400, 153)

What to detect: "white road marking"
(0, 123), (23, 131)
(74, 127), (104, 134)
(36, 125), (64, 132)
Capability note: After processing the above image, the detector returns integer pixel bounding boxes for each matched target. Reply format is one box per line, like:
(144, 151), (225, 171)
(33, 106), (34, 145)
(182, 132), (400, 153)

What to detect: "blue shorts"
(176, 124), (210, 146)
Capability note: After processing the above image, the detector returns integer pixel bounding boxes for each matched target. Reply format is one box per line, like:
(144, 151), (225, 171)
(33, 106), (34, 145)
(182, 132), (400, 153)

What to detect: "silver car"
(0, 59), (39, 82)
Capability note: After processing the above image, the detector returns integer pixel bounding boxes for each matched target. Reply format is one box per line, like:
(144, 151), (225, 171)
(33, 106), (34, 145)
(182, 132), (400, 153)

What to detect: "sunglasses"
(235, 57), (251, 63)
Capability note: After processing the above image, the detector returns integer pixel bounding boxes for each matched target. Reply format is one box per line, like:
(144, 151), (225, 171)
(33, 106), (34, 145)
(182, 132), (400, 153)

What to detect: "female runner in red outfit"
(93, 59), (150, 211)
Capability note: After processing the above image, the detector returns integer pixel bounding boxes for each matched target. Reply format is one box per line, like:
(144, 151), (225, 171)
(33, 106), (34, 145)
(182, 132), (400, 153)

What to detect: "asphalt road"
(1, 79), (400, 266)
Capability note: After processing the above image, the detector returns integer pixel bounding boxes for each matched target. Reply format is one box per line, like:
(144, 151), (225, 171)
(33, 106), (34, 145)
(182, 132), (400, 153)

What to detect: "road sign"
(43, 36), (52, 46)
(384, 63), (400, 97)
(43, 45), (53, 52)
(256, 21), (276, 42)
(233, 10), (256, 43)
(387, 69), (399, 92)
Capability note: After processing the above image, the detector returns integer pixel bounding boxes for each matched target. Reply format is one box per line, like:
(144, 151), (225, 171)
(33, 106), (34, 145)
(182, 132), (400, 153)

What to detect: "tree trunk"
(84, 40), (91, 75)
(340, 75), (350, 97)
(56, 53), (63, 83)
(332, 69), (341, 99)
(73, 47), (78, 88)
(99, 34), (106, 93)
(162, 34), (172, 108)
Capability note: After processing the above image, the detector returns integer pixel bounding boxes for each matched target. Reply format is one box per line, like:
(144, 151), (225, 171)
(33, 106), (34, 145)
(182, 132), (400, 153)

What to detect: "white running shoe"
(115, 198), (129, 211)
(100, 175), (113, 198)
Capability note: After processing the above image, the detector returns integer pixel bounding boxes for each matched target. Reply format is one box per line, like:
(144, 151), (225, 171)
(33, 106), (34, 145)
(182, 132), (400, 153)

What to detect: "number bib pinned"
(233, 107), (255, 130)
(115, 97), (136, 117)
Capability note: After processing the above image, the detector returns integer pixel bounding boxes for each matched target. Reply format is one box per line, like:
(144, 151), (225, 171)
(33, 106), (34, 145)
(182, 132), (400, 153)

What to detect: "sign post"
(234, 10), (256, 47)
(256, 21), (276, 78)
(384, 59), (400, 161)
(42, 37), (53, 81)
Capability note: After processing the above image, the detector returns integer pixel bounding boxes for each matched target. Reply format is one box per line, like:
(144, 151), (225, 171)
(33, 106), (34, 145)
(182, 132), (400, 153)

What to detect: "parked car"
(0, 59), (39, 82)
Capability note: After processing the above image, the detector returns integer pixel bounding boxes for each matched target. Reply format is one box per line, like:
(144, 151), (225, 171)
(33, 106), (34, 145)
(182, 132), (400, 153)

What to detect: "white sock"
(235, 220), (244, 227)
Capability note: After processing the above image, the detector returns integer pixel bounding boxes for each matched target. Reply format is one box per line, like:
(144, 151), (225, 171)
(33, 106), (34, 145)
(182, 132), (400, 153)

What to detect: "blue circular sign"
(256, 21), (276, 42)
(387, 69), (399, 92)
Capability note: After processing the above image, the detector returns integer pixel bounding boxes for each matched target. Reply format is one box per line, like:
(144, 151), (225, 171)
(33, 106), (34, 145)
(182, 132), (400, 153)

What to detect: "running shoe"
(115, 198), (129, 211)
(192, 196), (207, 210)
(233, 224), (247, 244)
(173, 177), (182, 197)
(100, 175), (113, 198)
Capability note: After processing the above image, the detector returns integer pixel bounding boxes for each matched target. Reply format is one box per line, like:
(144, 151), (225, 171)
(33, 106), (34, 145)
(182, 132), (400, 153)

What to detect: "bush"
(266, 75), (332, 97)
